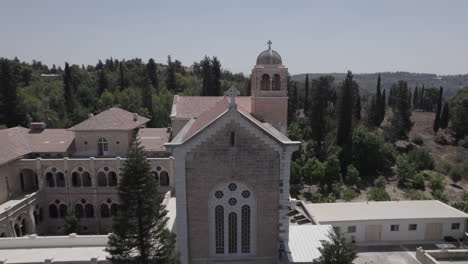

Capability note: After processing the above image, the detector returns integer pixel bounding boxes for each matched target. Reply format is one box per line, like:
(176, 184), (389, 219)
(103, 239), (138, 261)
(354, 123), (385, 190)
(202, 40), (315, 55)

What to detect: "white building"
(303, 200), (468, 244)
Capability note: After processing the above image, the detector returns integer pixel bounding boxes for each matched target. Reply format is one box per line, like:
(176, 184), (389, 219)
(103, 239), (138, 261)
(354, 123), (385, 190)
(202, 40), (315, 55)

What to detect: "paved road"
(354, 245), (421, 264)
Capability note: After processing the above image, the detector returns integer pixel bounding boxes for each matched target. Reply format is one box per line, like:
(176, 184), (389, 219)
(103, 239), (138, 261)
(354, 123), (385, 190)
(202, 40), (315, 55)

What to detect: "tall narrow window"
(215, 206), (224, 254)
(98, 172), (107, 186)
(100, 204), (110, 218)
(82, 172), (92, 187)
(75, 204), (84, 218)
(98, 138), (108, 156)
(241, 205), (251, 253)
(72, 172), (81, 187)
(230, 132), (235, 147)
(228, 212), (237, 254)
(46, 173), (55, 188)
(49, 204), (58, 218)
(56, 172), (66, 187)
(261, 74), (270, 90)
(160, 171), (169, 186)
(85, 204), (94, 218)
(272, 74), (281, 90)
(108, 171), (118, 186)
(59, 204), (68, 218)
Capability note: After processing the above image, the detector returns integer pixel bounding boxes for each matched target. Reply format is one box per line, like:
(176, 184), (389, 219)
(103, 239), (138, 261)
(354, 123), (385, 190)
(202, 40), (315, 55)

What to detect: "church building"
(0, 43), (300, 264)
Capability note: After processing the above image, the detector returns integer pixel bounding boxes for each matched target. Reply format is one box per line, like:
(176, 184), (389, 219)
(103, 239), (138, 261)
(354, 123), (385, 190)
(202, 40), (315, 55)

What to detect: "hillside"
(292, 72), (468, 97)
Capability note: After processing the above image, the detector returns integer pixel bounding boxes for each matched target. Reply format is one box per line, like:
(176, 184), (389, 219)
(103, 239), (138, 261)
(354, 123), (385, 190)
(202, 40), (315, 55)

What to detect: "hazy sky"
(1, 0), (467, 75)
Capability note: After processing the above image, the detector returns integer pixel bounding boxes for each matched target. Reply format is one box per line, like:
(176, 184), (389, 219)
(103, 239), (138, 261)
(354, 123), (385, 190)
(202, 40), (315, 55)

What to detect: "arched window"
(82, 172), (92, 187)
(59, 204), (68, 218)
(85, 204), (94, 218)
(98, 171), (107, 186)
(261, 74), (270, 90)
(152, 171), (159, 185)
(272, 74), (281, 90)
(72, 172), (81, 187)
(215, 206), (224, 254)
(228, 212), (237, 254)
(56, 172), (66, 187)
(75, 204), (84, 218)
(110, 203), (118, 216)
(20, 219), (26, 236)
(108, 171), (117, 186)
(100, 204), (110, 218)
(160, 171), (169, 186)
(98, 138), (108, 156)
(46, 173), (55, 188)
(241, 205), (251, 253)
(49, 204), (58, 218)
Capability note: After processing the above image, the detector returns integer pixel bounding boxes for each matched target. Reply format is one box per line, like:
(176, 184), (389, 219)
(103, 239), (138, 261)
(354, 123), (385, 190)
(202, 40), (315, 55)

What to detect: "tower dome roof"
(256, 41), (282, 65)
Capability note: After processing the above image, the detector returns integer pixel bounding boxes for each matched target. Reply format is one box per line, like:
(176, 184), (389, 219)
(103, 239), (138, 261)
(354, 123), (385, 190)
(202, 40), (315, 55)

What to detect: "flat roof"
(287, 225), (332, 263)
(0, 246), (109, 263)
(304, 200), (468, 223)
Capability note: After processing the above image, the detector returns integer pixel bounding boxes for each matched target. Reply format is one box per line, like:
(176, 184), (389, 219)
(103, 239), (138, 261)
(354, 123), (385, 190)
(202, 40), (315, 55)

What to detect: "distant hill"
(292, 72), (468, 97)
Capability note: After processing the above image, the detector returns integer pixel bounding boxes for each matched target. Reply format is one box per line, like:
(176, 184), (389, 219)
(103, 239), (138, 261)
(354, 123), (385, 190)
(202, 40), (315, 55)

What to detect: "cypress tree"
(380, 90), (386, 125)
(304, 74), (310, 116)
(337, 71), (354, 169)
(146, 58), (159, 95)
(420, 85), (425, 111)
(142, 80), (154, 127)
(63, 62), (75, 114)
(310, 76), (332, 147)
(433, 86), (443, 133)
(97, 69), (108, 96)
(211, 57), (222, 96)
(0, 59), (21, 127)
(119, 60), (127, 91)
(389, 81), (413, 139)
(413, 86), (419, 109)
(288, 81), (298, 125)
(201, 56), (212, 96)
(354, 85), (361, 121)
(440, 102), (450, 129)
(106, 139), (178, 264)
(166, 56), (177, 93)
(375, 75), (382, 124)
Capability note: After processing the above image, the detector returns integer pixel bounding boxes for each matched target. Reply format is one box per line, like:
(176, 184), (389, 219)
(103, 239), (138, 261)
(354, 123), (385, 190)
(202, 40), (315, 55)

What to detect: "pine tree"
(146, 58), (159, 95)
(63, 62), (75, 114)
(211, 57), (222, 96)
(304, 74), (310, 116)
(337, 71), (354, 170)
(166, 56), (177, 93)
(413, 86), (419, 109)
(201, 56), (212, 96)
(433, 86), (444, 133)
(106, 139), (178, 264)
(440, 102), (450, 129)
(389, 81), (413, 139)
(312, 230), (356, 264)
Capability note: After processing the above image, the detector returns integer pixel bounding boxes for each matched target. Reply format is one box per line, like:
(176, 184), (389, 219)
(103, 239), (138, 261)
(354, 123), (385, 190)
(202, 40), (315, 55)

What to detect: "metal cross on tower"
(225, 86), (240, 108)
(267, 40), (272, 50)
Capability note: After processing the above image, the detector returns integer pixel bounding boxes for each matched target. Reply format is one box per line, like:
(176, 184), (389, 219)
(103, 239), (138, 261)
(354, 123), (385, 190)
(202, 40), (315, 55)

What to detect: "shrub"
(449, 166), (463, 183)
(326, 193), (336, 203)
(342, 187), (358, 201)
(367, 187), (391, 201)
(345, 165), (360, 186)
(403, 189), (430, 200)
(412, 136), (424, 146)
(435, 134), (448, 145)
(396, 155), (417, 185)
(432, 190), (448, 203)
(408, 148), (434, 171)
(304, 192), (324, 203)
(459, 136), (468, 148)
(429, 173), (446, 192)
(412, 173), (425, 189)
(451, 87), (468, 138)
(374, 176), (388, 189)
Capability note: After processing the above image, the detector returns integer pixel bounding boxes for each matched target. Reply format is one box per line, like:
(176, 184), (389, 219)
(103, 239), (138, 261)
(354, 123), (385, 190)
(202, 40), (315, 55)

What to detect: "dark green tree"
(211, 57), (222, 96)
(310, 76), (333, 147)
(97, 69), (108, 96)
(166, 56), (177, 93)
(433, 86), (443, 133)
(146, 58), (159, 95)
(63, 62), (75, 114)
(353, 85), (361, 121)
(337, 71), (354, 169)
(374, 74), (382, 125)
(288, 82), (298, 125)
(119, 60), (128, 91)
(440, 102), (449, 129)
(304, 74), (310, 116)
(451, 87), (468, 138)
(106, 139), (178, 264)
(419, 85), (425, 110)
(388, 81), (413, 140)
(379, 89), (386, 125)
(413, 86), (419, 109)
(312, 230), (357, 264)
(201, 56), (212, 96)
(142, 80), (154, 127)
(0, 59), (24, 127)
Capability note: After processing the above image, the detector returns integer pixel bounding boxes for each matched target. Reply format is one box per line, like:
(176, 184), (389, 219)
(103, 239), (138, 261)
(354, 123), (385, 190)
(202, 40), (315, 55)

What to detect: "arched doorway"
(20, 169), (38, 193)
(13, 214), (33, 237)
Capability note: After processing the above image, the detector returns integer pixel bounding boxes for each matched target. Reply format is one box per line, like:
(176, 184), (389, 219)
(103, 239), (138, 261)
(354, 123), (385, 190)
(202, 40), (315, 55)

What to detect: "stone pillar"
(35, 158), (43, 190)
(173, 151), (188, 264)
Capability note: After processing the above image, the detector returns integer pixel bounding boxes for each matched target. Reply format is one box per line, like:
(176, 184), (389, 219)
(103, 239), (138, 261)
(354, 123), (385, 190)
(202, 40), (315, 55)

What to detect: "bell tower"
(251, 41), (289, 134)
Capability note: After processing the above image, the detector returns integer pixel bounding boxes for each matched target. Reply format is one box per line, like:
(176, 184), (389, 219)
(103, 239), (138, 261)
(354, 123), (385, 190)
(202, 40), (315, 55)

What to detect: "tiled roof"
(0, 127), (31, 166)
(171, 96), (251, 119)
(138, 128), (170, 152)
(69, 108), (149, 131)
(19, 127), (74, 153)
(0, 127), (75, 165)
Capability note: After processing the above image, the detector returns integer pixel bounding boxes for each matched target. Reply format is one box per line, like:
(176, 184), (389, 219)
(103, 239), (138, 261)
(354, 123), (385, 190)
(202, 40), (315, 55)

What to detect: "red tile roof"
(69, 108), (149, 131)
(0, 127), (31, 165)
(138, 128), (170, 152)
(171, 96), (251, 119)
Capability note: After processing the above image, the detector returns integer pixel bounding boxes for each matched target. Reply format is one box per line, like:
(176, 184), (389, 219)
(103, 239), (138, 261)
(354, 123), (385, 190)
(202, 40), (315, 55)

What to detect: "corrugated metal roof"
(304, 200), (468, 223)
(287, 225), (332, 263)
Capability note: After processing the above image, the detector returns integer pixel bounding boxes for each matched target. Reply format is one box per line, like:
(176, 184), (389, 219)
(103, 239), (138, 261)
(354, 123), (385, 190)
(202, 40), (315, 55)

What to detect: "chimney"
(133, 113), (138, 121)
(29, 122), (46, 131)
